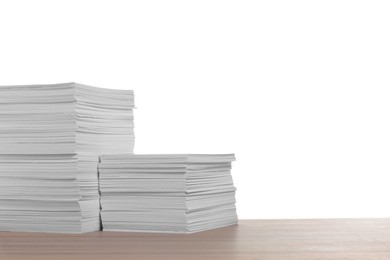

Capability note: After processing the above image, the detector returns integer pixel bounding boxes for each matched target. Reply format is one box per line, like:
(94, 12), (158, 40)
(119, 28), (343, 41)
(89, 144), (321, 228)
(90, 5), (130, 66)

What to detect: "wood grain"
(1, 219), (390, 260)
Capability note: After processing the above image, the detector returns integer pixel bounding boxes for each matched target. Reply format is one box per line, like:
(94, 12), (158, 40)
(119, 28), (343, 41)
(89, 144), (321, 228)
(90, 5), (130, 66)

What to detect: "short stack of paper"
(0, 83), (134, 233)
(99, 154), (237, 233)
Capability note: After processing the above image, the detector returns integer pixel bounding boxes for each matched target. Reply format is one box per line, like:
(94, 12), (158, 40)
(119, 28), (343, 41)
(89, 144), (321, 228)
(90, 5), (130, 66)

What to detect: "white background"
(1, 0), (390, 219)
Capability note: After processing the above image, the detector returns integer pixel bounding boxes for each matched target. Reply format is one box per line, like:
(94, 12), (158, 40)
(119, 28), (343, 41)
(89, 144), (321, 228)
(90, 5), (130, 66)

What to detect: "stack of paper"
(0, 83), (134, 233)
(99, 154), (237, 233)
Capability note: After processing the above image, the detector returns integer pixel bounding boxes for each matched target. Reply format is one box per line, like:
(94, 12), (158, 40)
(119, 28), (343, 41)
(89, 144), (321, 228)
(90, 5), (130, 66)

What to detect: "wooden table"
(1, 219), (390, 260)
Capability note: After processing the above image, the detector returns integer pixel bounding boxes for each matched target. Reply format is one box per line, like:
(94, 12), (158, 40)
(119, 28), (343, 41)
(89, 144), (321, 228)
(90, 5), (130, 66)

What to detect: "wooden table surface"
(1, 219), (390, 260)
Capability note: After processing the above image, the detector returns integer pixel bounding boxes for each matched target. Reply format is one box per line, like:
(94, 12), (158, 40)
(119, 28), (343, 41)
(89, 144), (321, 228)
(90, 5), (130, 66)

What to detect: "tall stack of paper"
(99, 154), (237, 233)
(0, 83), (134, 233)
